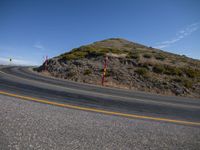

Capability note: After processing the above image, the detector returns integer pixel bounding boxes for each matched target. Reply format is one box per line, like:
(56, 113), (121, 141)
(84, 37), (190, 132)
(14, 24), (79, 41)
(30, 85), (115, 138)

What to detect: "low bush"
(153, 65), (165, 74)
(182, 68), (200, 78)
(155, 54), (165, 61)
(153, 64), (182, 76)
(163, 65), (182, 76)
(183, 79), (193, 88)
(67, 72), (76, 77)
(172, 77), (193, 88)
(83, 69), (92, 75)
(62, 51), (87, 60)
(135, 68), (148, 77)
(140, 63), (149, 69)
(126, 52), (140, 60)
(61, 46), (128, 60)
(143, 54), (152, 59)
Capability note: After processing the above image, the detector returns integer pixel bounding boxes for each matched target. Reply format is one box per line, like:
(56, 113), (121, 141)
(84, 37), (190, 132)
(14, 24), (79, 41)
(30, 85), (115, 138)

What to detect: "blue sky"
(0, 0), (200, 65)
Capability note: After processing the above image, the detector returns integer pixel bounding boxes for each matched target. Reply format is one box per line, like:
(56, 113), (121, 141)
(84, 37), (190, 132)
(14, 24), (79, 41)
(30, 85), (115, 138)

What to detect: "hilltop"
(37, 38), (200, 98)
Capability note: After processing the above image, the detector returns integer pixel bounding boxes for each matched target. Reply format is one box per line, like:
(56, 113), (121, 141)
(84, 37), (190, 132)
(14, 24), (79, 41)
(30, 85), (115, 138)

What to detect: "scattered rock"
(36, 38), (200, 98)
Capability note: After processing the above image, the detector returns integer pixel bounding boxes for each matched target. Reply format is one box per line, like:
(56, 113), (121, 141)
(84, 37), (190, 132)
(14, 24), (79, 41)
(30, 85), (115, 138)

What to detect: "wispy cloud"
(155, 22), (200, 49)
(33, 42), (44, 49)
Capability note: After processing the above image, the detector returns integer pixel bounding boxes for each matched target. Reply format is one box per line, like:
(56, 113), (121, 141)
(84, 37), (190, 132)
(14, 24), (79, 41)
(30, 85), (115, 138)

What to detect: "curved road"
(0, 65), (200, 126)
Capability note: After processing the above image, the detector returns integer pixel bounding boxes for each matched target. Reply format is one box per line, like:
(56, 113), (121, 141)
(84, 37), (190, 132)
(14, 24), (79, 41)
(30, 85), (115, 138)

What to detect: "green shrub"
(63, 54), (77, 60)
(153, 65), (165, 74)
(62, 51), (87, 60)
(171, 77), (193, 88)
(86, 51), (104, 57)
(163, 65), (182, 76)
(126, 52), (140, 60)
(183, 68), (200, 78)
(135, 68), (148, 77)
(107, 48), (123, 54)
(83, 69), (92, 75)
(143, 54), (152, 59)
(155, 54), (165, 61)
(153, 64), (182, 76)
(183, 79), (193, 88)
(62, 46), (128, 60)
(67, 72), (76, 77)
(140, 63), (149, 69)
(171, 78), (182, 83)
(170, 60), (176, 64)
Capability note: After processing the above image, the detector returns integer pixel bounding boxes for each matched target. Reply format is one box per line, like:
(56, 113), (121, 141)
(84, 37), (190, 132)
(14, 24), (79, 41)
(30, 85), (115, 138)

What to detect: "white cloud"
(155, 22), (199, 49)
(33, 42), (44, 49)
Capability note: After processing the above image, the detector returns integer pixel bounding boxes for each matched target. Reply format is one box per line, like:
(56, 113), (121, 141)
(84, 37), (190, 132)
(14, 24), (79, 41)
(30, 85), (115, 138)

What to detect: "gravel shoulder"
(0, 94), (200, 150)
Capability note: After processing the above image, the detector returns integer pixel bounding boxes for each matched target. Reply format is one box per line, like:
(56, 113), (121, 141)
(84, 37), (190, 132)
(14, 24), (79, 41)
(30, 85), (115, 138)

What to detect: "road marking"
(1, 69), (200, 110)
(0, 91), (200, 126)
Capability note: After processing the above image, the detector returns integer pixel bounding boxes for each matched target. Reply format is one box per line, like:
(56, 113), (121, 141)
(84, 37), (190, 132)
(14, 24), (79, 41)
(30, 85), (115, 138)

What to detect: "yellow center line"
(1, 69), (199, 110)
(0, 90), (200, 126)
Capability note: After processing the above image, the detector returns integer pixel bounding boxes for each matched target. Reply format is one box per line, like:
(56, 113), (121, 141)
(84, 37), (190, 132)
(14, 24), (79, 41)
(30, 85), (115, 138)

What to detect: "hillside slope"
(37, 38), (200, 98)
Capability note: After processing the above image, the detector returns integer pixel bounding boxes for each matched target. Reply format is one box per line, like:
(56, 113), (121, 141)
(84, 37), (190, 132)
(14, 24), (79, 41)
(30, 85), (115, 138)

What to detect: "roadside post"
(101, 55), (108, 86)
(9, 58), (12, 66)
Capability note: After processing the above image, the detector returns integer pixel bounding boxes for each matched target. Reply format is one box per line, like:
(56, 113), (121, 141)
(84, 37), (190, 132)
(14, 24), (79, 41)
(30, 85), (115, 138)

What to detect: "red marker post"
(101, 56), (108, 86)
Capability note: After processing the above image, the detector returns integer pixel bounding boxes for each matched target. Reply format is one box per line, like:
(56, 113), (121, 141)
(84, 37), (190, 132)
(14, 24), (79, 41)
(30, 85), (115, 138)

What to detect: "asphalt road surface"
(0, 65), (200, 149)
(1, 94), (200, 150)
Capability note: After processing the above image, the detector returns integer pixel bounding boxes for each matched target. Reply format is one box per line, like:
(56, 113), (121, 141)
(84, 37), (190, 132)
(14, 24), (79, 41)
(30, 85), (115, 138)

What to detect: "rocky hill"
(36, 38), (200, 98)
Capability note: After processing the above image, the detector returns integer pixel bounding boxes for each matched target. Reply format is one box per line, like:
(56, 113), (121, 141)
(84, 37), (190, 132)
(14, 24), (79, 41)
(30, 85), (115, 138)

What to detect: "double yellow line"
(0, 90), (200, 126)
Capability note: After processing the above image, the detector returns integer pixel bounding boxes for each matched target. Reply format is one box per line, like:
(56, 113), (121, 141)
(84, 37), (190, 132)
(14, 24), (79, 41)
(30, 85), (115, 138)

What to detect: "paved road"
(1, 94), (200, 150)
(0, 66), (200, 149)
(0, 66), (200, 124)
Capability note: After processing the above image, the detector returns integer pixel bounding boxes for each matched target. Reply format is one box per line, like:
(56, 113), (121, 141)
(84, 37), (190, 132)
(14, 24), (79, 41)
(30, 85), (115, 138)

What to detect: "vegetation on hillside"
(39, 38), (200, 98)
